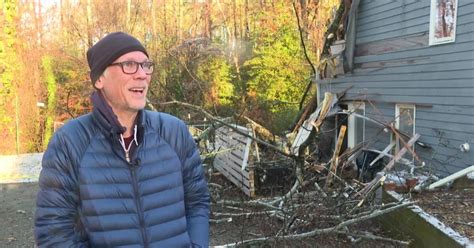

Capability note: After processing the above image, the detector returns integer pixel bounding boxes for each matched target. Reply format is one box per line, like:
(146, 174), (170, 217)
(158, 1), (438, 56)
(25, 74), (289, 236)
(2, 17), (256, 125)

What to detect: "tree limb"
(153, 100), (294, 158)
(216, 201), (413, 247)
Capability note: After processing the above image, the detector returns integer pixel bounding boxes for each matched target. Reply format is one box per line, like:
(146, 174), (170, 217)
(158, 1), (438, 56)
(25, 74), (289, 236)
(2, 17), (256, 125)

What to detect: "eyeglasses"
(109, 61), (154, 75)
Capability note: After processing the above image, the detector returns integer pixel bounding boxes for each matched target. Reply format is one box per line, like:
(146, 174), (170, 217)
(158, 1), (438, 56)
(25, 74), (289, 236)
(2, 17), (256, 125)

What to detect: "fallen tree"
(149, 98), (420, 247)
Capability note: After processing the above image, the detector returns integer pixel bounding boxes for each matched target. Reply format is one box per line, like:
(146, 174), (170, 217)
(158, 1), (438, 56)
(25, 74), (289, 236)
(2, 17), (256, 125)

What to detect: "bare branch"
(216, 201), (414, 247)
(153, 100), (294, 158)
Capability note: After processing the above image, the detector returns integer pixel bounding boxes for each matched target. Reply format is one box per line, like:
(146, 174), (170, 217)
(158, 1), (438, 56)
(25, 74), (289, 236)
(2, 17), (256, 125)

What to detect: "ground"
(0, 183), (37, 247)
(0, 153), (405, 247)
(0, 181), (402, 248)
(411, 187), (474, 240)
(0, 150), (474, 247)
(0, 183), (474, 247)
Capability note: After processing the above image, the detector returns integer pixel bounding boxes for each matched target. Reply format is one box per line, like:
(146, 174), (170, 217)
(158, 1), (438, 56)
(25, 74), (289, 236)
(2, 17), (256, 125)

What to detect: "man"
(35, 32), (210, 247)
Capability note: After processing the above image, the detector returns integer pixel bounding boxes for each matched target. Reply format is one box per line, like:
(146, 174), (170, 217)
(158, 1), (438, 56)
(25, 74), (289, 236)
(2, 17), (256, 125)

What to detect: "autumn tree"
(0, 0), (342, 153)
(0, 0), (22, 153)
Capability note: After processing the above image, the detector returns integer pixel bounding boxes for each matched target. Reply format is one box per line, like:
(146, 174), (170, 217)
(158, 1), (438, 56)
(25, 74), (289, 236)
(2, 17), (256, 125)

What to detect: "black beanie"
(87, 32), (148, 84)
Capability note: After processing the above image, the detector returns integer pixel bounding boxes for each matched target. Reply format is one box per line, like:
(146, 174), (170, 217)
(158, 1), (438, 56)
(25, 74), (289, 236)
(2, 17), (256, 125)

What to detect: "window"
(429, 0), (458, 45)
(348, 102), (365, 148)
(394, 104), (416, 160)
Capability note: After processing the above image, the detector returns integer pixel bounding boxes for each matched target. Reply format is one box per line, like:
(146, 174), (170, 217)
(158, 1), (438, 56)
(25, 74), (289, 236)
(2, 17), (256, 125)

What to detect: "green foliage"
(156, 44), (237, 117)
(42, 56), (57, 150)
(159, 58), (188, 102)
(196, 56), (235, 110)
(0, 0), (336, 154)
(0, 0), (17, 117)
(243, 11), (310, 132)
(0, 0), (19, 153)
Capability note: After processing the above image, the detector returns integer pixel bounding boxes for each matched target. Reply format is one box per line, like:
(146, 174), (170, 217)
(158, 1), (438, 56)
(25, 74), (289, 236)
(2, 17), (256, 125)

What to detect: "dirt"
(208, 174), (408, 247)
(209, 210), (403, 247)
(411, 187), (474, 240)
(0, 183), (37, 248)
(2, 179), (471, 248)
(1, 181), (407, 248)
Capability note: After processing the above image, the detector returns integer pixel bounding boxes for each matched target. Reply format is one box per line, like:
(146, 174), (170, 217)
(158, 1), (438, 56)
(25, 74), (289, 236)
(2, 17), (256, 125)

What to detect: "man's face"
(94, 51), (151, 116)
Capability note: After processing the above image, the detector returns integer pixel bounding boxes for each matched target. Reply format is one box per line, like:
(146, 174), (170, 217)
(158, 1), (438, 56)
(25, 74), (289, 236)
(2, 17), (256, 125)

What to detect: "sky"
(41, 0), (59, 7)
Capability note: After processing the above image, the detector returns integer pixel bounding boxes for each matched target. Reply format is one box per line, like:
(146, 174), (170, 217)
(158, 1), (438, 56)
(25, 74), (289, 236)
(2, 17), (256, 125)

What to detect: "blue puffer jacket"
(35, 109), (210, 247)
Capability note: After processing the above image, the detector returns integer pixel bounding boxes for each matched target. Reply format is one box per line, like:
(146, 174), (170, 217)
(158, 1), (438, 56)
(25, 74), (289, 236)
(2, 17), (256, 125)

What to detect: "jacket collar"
(90, 91), (146, 139)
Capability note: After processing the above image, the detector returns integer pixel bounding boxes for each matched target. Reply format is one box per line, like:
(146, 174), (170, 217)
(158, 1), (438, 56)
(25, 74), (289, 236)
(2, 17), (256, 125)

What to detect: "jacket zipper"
(120, 125), (138, 164)
(130, 163), (149, 248)
(118, 126), (147, 246)
(125, 150), (130, 163)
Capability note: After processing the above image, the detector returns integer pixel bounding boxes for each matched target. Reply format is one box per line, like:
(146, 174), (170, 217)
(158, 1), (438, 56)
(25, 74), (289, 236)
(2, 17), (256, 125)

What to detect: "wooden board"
(213, 124), (255, 197)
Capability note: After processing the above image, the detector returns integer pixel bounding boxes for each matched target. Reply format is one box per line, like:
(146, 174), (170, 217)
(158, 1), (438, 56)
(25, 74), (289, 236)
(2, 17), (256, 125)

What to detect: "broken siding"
(317, 0), (474, 177)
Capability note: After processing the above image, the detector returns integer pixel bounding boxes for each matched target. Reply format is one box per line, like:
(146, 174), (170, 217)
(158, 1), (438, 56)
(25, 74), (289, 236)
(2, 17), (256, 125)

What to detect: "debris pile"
(154, 91), (470, 247)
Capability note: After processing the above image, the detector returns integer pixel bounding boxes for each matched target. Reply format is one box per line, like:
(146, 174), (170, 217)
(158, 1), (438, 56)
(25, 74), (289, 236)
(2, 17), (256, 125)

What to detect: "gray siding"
(317, 0), (474, 176)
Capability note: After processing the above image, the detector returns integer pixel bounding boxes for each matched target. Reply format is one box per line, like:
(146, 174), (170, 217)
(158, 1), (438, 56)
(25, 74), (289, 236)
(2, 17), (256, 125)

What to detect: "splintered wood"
(325, 125), (347, 190)
(290, 92), (339, 155)
(313, 92), (334, 132)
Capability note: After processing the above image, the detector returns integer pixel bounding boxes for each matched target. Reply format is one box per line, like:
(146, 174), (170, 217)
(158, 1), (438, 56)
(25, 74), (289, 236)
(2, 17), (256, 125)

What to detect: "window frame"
(394, 104), (416, 160)
(347, 102), (365, 148)
(429, 0), (458, 46)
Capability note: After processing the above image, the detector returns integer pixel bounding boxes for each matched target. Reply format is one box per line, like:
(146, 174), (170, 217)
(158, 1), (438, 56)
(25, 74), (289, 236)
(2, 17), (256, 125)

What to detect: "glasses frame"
(109, 61), (154, 75)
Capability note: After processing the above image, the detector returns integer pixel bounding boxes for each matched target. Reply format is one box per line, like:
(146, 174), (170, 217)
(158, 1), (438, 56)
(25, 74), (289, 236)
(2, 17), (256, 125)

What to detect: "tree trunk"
(244, 0), (249, 39)
(86, 0), (93, 47)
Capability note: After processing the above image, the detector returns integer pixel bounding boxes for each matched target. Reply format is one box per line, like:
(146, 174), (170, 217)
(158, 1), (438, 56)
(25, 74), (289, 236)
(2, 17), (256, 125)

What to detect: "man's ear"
(94, 76), (104, 89)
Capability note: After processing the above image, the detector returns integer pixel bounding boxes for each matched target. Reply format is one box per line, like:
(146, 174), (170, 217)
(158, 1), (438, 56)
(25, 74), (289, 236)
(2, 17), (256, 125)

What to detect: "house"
(315, 0), (474, 177)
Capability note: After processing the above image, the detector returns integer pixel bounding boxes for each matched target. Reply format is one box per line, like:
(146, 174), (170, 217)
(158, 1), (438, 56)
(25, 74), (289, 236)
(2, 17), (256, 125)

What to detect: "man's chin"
(131, 104), (146, 111)
(127, 99), (146, 110)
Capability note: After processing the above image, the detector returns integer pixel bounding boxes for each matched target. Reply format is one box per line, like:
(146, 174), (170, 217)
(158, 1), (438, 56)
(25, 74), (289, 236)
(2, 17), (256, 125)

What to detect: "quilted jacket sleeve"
(179, 122), (210, 248)
(35, 132), (89, 247)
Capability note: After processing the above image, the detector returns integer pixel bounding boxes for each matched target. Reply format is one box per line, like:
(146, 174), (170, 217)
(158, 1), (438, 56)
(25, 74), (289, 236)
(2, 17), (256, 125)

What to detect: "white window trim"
(429, 0), (458, 46)
(394, 104), (416, 159)
(348, 102), (365, 148)
(395, 104), (416, 134)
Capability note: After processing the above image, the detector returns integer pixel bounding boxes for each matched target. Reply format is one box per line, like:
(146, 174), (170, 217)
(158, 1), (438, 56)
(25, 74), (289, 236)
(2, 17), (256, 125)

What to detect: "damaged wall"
(315, 0), (474, 177)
